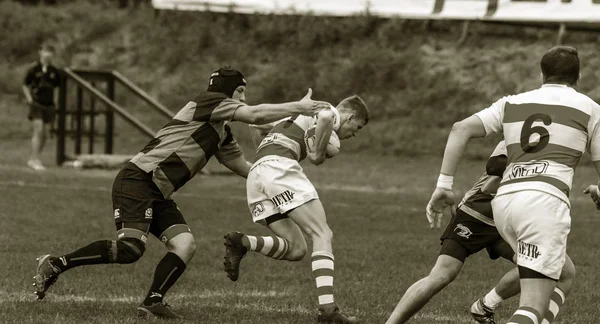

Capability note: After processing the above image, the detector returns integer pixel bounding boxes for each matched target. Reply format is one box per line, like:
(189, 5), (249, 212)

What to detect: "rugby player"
(426, 46), (600, 324)
(32, 66), (328, 319)
(222, 95), (369, 323)
(385, 141), (520, 323)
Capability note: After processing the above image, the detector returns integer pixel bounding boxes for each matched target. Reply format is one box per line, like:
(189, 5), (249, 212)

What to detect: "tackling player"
(386, 141), (520, 323)
(32, 66), (328, 319)
(222, 95), (369, 323)
(426, 46), (600, 324)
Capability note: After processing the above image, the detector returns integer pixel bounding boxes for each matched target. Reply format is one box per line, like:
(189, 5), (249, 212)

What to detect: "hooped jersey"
(458, 141), (507, 226)
(130, 92), (245, 198)
(475, 84), (600, 206)
(255, 105), (340, 162)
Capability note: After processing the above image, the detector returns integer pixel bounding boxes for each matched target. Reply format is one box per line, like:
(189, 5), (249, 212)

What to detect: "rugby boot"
(317, 306), (359, 323)
(137, 302), (183, 319)
(470, 298), (496, 323)
(223, 231), (248, 282)
(33, 254), (61, 300)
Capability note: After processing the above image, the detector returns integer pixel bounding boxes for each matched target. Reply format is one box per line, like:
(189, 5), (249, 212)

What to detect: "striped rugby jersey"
(130, 92), (245, 198)
(255, 106), (340, 162)
(458, 141), (507, 226)
(476, 84), (600, 205)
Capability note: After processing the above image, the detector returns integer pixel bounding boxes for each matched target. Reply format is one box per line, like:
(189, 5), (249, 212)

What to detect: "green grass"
(2, 145), (600, 323)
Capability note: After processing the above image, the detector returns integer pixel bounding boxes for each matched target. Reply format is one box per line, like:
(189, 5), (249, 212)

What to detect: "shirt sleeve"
(210, 98), (246, 122)
(215, 124), (244, 163)
(474, 97), (507, 136)
(588, 103), (600, 161)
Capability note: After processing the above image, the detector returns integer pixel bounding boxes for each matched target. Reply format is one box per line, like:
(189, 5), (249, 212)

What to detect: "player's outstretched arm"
(426, 115), (487, 229)
(221, 155), (253, 178)
(233, 88), (329, 125)
(308, 109), (334, 165)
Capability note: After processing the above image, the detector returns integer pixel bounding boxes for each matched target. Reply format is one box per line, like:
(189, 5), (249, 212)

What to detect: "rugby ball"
(304, 126), (341, 158)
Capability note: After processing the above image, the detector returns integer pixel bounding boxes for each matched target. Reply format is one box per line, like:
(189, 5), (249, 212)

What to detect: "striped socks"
(541, 288), (566, 324)
(508, 307), (541, 324)
(246, 235), (289, 260)
(312, 251), (335, 308)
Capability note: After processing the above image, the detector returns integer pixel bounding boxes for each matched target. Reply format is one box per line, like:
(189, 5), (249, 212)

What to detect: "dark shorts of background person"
(112, 162), (189, 242)
(28, 102), (55, 123)
(439, 208), (514, 263)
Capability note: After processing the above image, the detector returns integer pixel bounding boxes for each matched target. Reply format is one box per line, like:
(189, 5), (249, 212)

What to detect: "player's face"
(337, 114), (365, 140)
(232, 85), (246, 103)
(39, 49), (53, 65)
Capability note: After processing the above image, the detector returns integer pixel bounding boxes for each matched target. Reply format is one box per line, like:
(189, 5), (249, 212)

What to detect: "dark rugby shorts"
(112, 162), (187, 238)
(439, 207), (514, 262)
(28, 102), (55, 124)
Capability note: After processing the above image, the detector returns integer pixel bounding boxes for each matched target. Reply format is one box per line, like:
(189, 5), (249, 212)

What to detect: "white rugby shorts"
(247, 156), (319, 224)
(492, 191), (571, 280)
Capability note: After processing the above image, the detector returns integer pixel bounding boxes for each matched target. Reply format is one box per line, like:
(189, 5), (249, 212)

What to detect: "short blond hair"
(338, 95), (369, 124)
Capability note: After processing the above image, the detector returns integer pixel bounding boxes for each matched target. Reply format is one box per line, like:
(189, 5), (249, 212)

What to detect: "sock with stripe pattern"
(243, 235), (289, 259)
(311, 251), (335, 309)
(508, 307), (541, 324)
(50, 240), (112, 272)
(541, 287), (566, 324)
(143, 252), (186, 306)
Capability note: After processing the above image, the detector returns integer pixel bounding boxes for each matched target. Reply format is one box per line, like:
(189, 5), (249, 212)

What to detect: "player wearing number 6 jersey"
(223, 95), (369, 323)
(426, 46), (600, 324)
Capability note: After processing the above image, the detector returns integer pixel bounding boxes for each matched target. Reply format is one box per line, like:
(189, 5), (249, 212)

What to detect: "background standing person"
(22, 43), (61, 171)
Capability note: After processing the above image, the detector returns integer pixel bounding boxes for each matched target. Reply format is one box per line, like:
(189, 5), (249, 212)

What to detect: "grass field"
(1, 142), (600, 324)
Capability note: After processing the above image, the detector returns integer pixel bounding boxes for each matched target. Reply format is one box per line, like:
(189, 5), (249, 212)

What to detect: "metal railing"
(56, 68), (173, 165)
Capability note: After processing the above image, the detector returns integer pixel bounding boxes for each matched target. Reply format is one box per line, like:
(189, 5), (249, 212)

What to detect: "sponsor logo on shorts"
(117, 232), (125, 239)
(454, 223), (473, 239)
(145, 208), (153, 219)
(509, 161), (549, 179)
(518, 240), (541, 259)
(114, 208), (121, 219)
(252, 202), (265, 218)
(141, 234), (148, 243)
(271, 190), (295, 207)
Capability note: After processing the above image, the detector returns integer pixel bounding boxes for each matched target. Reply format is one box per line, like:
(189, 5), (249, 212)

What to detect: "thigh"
(512, 192), (570, 280)
(29, 102), (43, 121)
(429, 254), (464, 280)
(440, 209), (503, 259)
(247, 164), (279, 224)
(260, 159), (319, 215)
(286, 199), (329, 236)
(43, 105), (55, 124)
(149, 199), (190, 243)
(112, 164), (160, 225)
(492, 195), (518, 253)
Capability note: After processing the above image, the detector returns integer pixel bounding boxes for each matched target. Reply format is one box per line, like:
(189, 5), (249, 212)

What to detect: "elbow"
(451, 120), (467, 133)
(246, 107), (262, 124)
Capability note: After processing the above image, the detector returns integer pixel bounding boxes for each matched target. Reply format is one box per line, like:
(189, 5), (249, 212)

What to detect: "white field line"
(0, 290), (472, 321)
(0, 290), (291, 304)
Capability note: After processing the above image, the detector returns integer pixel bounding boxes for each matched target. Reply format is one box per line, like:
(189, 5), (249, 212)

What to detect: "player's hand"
(583, 185), (600, 210)
(425, 187), (456, 229)
(308, 152), (326, 165)
(25, 97), (33, 105)
(298, 88), (329, 116)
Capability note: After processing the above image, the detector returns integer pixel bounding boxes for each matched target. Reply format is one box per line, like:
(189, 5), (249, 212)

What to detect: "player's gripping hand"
(583, 185), (600, 210)
(426, 187), (456, 229)
(298, 88), (330, 116)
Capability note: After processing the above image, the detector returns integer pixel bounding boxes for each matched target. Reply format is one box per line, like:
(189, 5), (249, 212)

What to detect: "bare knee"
(427, 269), (457, 287)
(167, 233), (196, 263)
(286, 239), (308, 261)
(427, 256), (462, 288)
